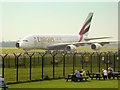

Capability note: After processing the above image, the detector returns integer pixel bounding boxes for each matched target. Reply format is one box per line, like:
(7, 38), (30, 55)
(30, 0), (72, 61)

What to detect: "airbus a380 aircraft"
(16, 13), (113, 51)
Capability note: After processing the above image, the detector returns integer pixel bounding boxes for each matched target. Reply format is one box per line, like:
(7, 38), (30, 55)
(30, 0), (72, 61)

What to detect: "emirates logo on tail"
(79, 13), (93, 42)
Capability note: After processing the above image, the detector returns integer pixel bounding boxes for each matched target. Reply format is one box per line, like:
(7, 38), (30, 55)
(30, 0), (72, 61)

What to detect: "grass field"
(8, 79), (118, 88)
(1, 48), (119, 88)
(1, 48), (45, 54)
(1, 47), (118, 54)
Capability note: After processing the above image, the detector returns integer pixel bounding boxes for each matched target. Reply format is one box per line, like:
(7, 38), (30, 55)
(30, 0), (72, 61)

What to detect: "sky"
(0, 0), (119, 41)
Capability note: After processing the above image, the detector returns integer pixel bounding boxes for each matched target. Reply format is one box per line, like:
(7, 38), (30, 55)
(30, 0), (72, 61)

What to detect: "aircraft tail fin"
(79, 13), (93, 42)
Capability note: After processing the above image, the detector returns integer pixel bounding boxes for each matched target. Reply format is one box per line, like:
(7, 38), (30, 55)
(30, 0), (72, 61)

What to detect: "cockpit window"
(23, 40), (28, 42)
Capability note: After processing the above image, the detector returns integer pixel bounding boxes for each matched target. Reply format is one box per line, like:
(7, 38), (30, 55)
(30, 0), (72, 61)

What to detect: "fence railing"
(0, 51), (119, 84)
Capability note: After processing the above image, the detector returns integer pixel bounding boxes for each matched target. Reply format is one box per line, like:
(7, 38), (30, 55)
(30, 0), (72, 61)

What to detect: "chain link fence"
(0, 51), (119, 84)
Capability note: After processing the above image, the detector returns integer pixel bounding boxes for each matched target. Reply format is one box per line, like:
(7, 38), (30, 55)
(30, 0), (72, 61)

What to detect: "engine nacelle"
(65, 45), (77, 51)
(91, 43), (102, 50)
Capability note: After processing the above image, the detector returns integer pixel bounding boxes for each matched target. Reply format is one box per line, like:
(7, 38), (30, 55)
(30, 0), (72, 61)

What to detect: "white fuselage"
(18, 34), (80, 50)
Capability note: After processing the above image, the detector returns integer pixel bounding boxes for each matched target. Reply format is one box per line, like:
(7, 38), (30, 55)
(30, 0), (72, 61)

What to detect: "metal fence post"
(39, 52), (46, 79)
(96, 52), (99, 67)
(106, 52), (109, 70)
(98, 52), (102, 73)
(73, 52), (76, 75)
(42, 55), (44, 79)
(0, 54), (8, 78)
(90, 52), (94, 73)
(114, 52), (117, 72)
(13, 53), (22, 82)
(81, 52), (85, 69)
(118, 50), (120, 72)
(53, 55), (55, 78)
(51, 52), (57, 79)
(62, 52), (67, 77)
(30, 56), (32, 80)
(27, 53), (34, 81)
(113, 52), (115, 72)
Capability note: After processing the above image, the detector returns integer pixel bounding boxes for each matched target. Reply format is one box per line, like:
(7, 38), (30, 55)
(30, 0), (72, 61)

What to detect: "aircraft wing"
(73, 40), (118, 46)
(47, 40), (118, 50)
(84, 36), (112, 41)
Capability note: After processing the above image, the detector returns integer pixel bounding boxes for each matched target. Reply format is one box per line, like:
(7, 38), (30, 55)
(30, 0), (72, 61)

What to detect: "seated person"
(108, 66), (113, 79)
(75, 70), (81, 81)
(82, 70), (86, 77)
(80, 69), (86, 76)
(75, 70), (81, 78)
(102, 69), (108, 80)
(0, 77), (7, 88)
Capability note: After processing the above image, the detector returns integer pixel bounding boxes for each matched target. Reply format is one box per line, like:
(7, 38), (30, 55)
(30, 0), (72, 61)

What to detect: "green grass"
(1, 47), (119, 88)
(1, 48), (46, 54)
(1, 47), (118, 54)
(8, 79), (118, 88)
(4, 66), (119, 84)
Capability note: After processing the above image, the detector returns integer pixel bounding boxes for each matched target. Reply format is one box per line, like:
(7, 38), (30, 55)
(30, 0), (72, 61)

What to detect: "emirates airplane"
(16, 13), (113, 51)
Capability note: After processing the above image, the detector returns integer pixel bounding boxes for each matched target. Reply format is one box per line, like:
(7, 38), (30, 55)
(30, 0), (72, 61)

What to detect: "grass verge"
(8, 79), (118, 88)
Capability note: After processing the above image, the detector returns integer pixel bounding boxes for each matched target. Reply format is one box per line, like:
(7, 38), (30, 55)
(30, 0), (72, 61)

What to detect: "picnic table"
(65, 74), (75, 82)
(89, 72), (102, 80)
(112, 72), (120, 80)
(65, 74), (89, 82)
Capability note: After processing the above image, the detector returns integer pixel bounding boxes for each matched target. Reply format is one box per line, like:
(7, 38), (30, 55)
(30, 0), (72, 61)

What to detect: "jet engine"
(65, 45), (77, 51)
(91, 43), (102, 50)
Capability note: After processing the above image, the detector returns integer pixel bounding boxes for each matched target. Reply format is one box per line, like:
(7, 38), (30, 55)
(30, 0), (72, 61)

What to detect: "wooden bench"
(65, 74), (89, 82)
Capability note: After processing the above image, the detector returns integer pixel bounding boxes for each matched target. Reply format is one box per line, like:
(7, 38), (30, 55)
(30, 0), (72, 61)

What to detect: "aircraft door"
(34, 37), (37, 49)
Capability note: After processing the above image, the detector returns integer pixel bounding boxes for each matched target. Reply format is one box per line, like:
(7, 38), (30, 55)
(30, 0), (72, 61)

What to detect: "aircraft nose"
(16, 42), (20, 48)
